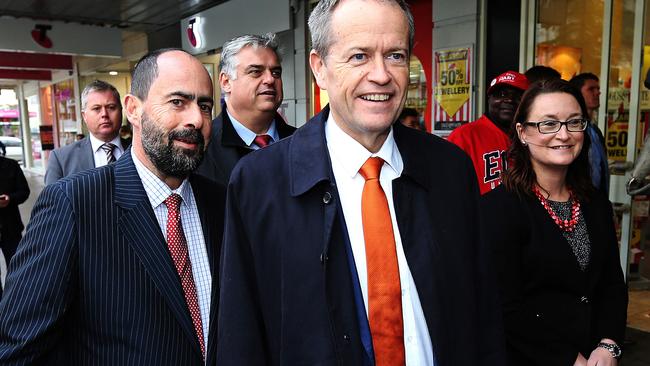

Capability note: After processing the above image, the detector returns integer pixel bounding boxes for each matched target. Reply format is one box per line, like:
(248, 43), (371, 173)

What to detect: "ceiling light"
(109, 71), (118, 76)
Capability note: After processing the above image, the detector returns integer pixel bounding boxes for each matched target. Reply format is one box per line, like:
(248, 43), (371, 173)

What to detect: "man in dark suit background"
(217, 0), (504, 365)
(45, 80), (130, 185)
(196, 33), (296, 186)
(0, 49), (224, 365)
(0, 156), (29, 298)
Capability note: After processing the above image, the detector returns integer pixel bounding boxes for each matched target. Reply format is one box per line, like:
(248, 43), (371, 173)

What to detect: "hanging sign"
(432, 45), (473, 133)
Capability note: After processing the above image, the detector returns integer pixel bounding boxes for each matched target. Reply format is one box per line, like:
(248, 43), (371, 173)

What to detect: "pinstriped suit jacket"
(0, 149), (225, 365)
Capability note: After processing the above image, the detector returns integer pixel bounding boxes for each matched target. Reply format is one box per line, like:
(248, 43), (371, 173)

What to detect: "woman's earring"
(521, 140), (527, 146)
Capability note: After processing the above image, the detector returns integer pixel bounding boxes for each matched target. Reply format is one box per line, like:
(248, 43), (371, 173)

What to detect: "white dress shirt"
(325, 115), (434, 366)
(89, 133), (124, 167)
(132, 152), (212, 351)
(227, 111), (279, 150)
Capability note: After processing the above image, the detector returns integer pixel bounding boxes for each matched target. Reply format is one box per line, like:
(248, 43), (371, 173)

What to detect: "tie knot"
(254, 134), (272, 148)
(359, 157), (384, 181)
(164, 193), (183, 212)
(100, 143), (116, 153)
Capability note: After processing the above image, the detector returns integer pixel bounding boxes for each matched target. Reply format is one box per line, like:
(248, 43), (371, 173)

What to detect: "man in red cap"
(448, 71), (529, 194)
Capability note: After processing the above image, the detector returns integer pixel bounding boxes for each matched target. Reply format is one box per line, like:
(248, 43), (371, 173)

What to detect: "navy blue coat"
(217, 107), (506, 365)
(0, 150), (225, 365)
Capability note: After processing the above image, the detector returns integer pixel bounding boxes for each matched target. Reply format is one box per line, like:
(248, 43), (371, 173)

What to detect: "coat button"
(323, 191), (332, 204)
(580, 296), (589, 304)
(343, 334), (351, 342)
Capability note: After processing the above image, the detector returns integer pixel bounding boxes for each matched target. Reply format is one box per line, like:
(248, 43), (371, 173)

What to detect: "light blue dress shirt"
(227, 111), (279, 150)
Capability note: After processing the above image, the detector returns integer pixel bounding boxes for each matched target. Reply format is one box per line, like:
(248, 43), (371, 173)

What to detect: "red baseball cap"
(487, 71), (529, 95)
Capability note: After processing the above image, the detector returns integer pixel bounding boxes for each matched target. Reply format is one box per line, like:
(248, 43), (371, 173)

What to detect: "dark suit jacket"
(44, 136), (131, 185)
(0, 156), (29, 242)
(196, 102), (296, 186)
(481, 186), (627, 365)
(0, 150), (225, 365)
(217, 106), (505, 365)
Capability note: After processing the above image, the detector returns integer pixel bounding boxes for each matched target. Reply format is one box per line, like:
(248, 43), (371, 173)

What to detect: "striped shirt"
(132, 153), (212, 351)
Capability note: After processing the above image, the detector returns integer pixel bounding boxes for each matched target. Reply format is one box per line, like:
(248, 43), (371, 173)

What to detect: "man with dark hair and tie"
(0, 49), (224, 365)
(45, 79), (130, 185)
(216, 0), (504, 365)
(196, 33), (296, 186)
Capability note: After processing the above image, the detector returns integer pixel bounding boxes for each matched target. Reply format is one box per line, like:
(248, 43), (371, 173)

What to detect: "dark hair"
(524, 65), (561, 85)
(131, 48), (190, 100)
(399, 107), (419, 120)
(503, 78), (594, 201)
(569, 72), (599, 91)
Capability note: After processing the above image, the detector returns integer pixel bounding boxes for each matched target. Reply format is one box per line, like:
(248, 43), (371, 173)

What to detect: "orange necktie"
(359, 157), (405, 366)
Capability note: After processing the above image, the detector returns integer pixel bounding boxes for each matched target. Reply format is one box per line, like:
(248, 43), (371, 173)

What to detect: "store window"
(624, 0), (650, 284)
(53, 79), (77, 147)
(535, 0), (604, 80)
(404, 56), (427, 129)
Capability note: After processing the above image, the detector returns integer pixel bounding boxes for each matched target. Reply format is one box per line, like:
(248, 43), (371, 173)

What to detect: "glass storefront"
(536, 0), (604, 80)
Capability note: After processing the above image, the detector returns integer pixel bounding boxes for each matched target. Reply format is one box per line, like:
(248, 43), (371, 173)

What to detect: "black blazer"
(481, 186), (628, 365)
(217, 106), (505, 365)
(196, 102), (296, 186)
(0, 150), (225, 365)
(0, 156), (29, 242)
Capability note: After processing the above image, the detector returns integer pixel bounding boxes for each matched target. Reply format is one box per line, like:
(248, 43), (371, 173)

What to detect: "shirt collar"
(89, 133), (123, 153)
(131, 151), (192, 209)
(227, 110), (279, 147)
(325, 113), (402, 179)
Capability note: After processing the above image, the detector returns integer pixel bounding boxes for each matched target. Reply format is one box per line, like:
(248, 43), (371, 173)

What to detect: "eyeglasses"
(523, 118), (589, 134)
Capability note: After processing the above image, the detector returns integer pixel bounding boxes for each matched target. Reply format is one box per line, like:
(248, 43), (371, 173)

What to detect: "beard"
(140, 112), (206, 179)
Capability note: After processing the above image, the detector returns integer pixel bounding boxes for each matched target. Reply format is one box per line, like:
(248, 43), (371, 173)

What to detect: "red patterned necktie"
(359, 157), (405, 366)
(254, 134), (272, 148)
(164, 193), (205, 359)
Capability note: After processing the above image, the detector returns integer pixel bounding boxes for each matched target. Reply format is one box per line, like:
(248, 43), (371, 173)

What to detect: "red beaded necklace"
(533, 186), (581, 232)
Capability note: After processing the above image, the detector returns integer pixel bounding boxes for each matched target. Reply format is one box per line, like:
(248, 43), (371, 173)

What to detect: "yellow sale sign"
(434, 48), (471, 118)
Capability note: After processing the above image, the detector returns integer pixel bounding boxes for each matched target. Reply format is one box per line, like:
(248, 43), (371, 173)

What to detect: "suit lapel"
(392, 125), (448, 363)
(81, 137), (96, 168)
(190, 175), (221, 362)
(275, 112), (297, 139)
(114, 150), (202, 356)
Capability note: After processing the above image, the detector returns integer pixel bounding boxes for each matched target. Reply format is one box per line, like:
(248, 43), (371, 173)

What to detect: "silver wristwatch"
(597, 342), (622, 359)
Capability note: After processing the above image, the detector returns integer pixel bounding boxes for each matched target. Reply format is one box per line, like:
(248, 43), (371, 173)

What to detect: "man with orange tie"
(196, 33), (296, 187)
(217, 0), (505, 365)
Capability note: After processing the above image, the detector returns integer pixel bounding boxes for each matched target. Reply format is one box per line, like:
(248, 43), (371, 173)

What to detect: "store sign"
(606, 121), (628, 162)
(31, 24), (53, 49)
(0, 18), (121, 57)
(432, 46), (473, 133)
(181, 0), (290, 54)
(186, 17), (203, 49)
(39, 125), (54, 151)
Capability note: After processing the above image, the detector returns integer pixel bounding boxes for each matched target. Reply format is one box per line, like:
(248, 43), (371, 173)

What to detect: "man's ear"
(309, 50), (328, 90)
(124, 94), (143, 129)
(219, 72), (232, 94)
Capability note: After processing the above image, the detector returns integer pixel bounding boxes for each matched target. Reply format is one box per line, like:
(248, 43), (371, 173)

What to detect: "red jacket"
(448, 115), (511, 194)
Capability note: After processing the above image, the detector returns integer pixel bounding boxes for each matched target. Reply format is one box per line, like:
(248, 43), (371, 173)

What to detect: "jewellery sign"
(433, 46), (473, 133)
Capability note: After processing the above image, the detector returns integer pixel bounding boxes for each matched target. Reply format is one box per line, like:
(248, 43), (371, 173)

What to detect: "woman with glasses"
(481, 79), (627, 366)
